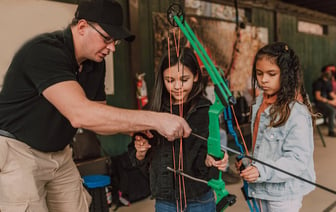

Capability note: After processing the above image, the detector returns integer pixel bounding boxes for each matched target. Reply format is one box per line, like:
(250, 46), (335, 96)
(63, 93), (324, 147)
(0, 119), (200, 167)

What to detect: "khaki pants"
(0, 136), (91, 212)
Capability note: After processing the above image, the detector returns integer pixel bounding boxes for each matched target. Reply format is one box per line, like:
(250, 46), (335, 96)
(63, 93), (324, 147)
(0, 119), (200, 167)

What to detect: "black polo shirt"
(0, 26), (106, 152)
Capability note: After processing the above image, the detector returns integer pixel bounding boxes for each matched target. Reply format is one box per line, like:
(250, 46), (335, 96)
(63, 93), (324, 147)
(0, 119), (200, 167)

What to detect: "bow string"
(167, 3), (238, 212)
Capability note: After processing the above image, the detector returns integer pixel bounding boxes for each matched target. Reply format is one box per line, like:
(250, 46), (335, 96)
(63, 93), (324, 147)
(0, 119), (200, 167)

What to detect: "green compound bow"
(166, 3), (237, 211)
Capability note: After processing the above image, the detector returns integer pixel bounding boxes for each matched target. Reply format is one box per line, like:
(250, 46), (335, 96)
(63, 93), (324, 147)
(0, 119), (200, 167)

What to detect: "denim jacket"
(249, 93), (316, 201)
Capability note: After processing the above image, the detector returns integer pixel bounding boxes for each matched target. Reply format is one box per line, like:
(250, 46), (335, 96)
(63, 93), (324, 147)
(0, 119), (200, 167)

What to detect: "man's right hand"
(155, 113), (191, 141)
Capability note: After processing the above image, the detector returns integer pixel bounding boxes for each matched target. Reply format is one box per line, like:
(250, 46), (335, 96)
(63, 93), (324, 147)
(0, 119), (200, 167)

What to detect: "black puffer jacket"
(128, 96), (218, 201)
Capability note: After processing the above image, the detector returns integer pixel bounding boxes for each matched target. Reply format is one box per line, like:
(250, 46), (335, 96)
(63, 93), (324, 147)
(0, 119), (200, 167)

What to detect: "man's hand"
(155, 113), (191, 141)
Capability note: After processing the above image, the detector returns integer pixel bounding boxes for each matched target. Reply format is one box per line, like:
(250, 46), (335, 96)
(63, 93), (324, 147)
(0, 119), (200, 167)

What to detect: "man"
(0, 0), (191, 211)
(313, 64), (336, 137)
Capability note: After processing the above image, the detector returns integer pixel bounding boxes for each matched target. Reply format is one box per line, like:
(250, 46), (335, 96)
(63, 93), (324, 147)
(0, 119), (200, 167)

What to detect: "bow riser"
(208, 98), (225, 159)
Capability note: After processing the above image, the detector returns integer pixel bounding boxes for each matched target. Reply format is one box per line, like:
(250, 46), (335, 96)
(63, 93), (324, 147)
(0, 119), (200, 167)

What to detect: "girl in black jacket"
(129, 47), (228, 212)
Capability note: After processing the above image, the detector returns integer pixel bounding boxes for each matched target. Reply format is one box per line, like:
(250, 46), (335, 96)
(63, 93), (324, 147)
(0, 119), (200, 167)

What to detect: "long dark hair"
(148, 47), (204, 116)
(251, 42), (315, 127)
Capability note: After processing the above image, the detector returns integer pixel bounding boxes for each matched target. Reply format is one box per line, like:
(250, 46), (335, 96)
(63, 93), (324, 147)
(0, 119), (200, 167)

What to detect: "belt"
(0, 129), (16, 139)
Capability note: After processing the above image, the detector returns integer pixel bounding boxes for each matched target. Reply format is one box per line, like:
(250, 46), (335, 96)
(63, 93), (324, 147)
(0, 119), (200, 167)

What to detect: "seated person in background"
(313, 64), (336, 137)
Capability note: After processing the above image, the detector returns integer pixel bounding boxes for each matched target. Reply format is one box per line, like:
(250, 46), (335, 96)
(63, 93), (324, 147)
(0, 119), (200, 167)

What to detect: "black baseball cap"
(75, 0), (135, 42)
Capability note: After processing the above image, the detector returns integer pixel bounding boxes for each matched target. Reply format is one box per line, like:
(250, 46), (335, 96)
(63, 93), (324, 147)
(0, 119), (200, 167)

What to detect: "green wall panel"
(277, 13), (336, 99)
(251, 7), (275, 43)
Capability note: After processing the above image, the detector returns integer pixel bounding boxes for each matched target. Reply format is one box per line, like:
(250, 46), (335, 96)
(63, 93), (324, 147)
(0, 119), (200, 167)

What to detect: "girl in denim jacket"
(238, 42), (316, 212)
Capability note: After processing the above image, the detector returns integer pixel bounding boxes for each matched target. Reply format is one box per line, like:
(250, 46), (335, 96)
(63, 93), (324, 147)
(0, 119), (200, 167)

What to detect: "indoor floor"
(111, 124), (336, 212)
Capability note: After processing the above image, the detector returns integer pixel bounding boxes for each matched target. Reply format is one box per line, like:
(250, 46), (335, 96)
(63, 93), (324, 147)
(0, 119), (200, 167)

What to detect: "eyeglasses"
(87, 22), (121, 45)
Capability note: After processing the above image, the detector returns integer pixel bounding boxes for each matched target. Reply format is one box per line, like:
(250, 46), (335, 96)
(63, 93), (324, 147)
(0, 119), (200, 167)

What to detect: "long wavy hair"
(148, 47), (204, 116)
(251, 42), (315, 127)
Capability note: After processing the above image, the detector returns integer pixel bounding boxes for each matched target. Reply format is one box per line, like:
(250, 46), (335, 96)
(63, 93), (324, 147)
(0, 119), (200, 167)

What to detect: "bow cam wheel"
(167, 3), (184, 27)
